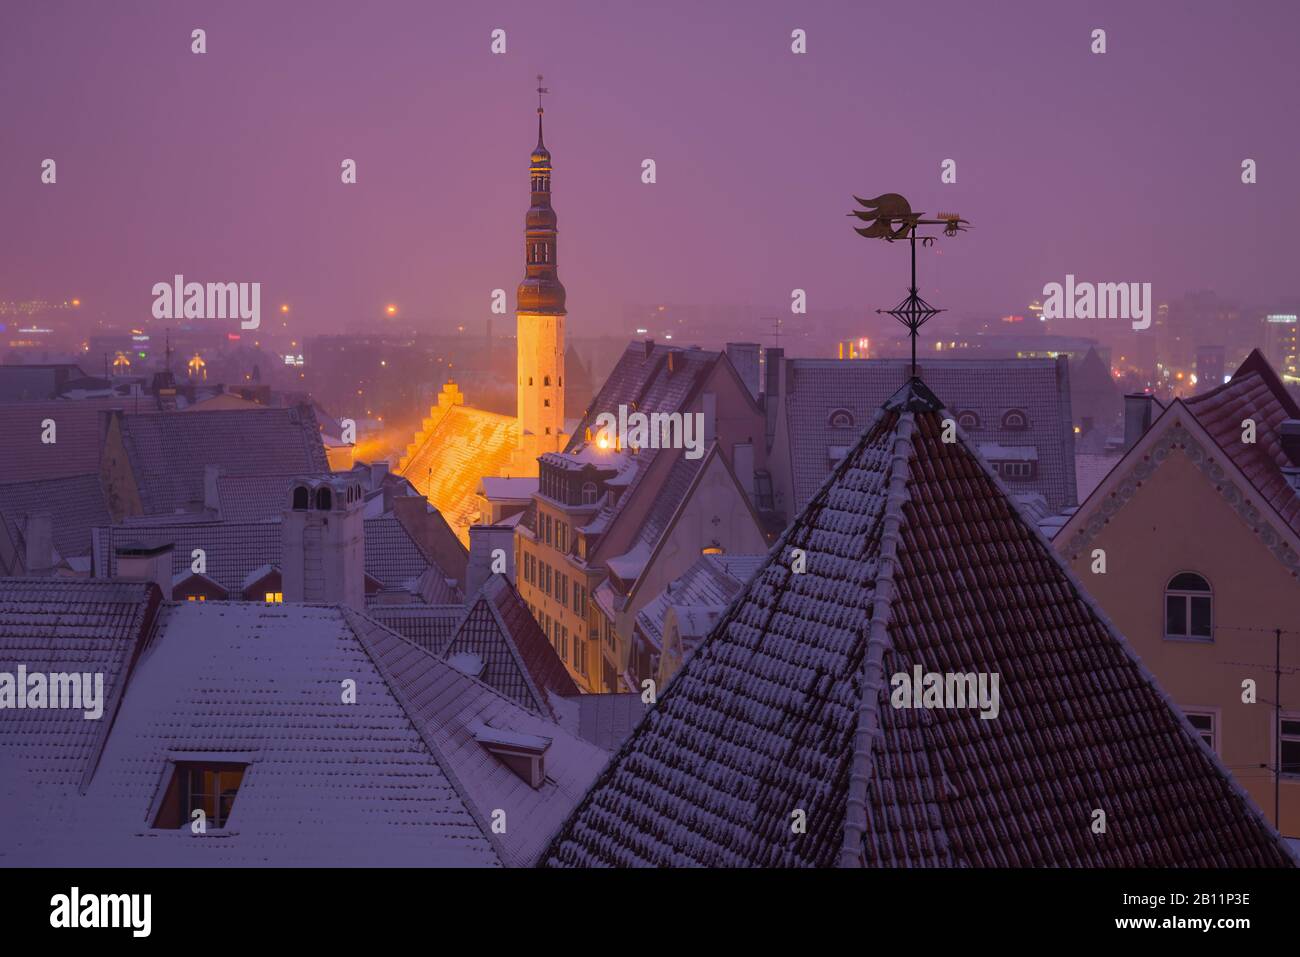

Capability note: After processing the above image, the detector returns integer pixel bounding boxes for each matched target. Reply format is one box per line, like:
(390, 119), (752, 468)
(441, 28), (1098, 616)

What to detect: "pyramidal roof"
(542, 390), (1294, 867)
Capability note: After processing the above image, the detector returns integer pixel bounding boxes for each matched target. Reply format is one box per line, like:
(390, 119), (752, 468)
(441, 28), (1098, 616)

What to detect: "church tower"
(513, 76), (567, 472)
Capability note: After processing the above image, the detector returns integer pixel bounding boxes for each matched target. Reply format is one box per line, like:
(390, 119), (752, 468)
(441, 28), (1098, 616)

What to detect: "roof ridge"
(340, 606), (508, 865)
(951, 413), (1298, 862)
(838, 410), (917, 867)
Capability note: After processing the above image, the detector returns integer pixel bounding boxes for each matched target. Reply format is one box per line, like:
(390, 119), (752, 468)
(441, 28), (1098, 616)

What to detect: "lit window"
(702, 545), (724, 555)
(265, 592), (283, 603)
(1184, 710), (1217, 753)
(153, 762), (247, 829)
(1165, 573), (1212, 640)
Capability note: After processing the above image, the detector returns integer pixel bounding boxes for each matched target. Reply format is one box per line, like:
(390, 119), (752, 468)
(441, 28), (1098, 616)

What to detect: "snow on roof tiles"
(542, 404), (1293, 868)
(398, 405), (520, 542)
(0, 578), (160, 794)
(1184, 355), (1300, 537)
(118, 407), (329, 516)
(635, 553), (765, 651)
(93, 513), (431, 593)
(781, 358), (1076, 514)
(0, 473), (110, 565)
(442, 576), (579, 717)
(2, 601), (503, 867)
(0, 397), (125, 484)
(366, 604), (465, 655)
(348, 609), (609, 867)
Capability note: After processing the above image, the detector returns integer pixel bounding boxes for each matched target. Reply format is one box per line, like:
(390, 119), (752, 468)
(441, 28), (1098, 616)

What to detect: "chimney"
(203, 465), (223, 512)
(466, 524), (515, 598)
(1280, 420), (1300, 466)
(643, 338), (655, 359)
(732, 442), (755, 500)
(281, 475), (366, 609)
(1123, 393), (1157, 452)
(764, 347), (784, 450)
(726, 342), (761, 399)
(23, 512), (54, 576)
(115, 542), (174, 596)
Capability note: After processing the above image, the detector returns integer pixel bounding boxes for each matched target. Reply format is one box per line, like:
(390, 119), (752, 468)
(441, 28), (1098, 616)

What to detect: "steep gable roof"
(2, 601), (502, 867)
(348, 610), (609, 867)
(443, 575), (579, 716)
(118, 406), (329, 515)
(542, 393), (1292, 867)
(1184, 351), (1300, 537)
(397, 404), (520, 542)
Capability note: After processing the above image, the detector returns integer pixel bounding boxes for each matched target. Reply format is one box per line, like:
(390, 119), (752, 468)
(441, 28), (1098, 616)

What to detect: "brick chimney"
(1123, 393), (1158, 452)
(115, 542), (174, 595)
(23, 512), (54, 576)
(281, 475), (366, 608)
(466, 524), (515, 598)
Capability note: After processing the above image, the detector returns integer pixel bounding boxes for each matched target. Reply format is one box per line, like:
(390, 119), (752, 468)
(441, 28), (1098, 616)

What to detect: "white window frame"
(1181, 706), (1219, 755)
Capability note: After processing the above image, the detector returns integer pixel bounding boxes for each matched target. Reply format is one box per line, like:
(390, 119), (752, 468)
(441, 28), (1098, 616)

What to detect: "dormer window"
(956, 410), (980, 431)
(827, 408), (855, 429)
(292, 486), (309, 510)
(581, 481), (598, 505)
(472, 722), (550, 789)
(152, 761), (248, 829)
(1001, 409), (1029, 431)
(315, 486), (332, 510)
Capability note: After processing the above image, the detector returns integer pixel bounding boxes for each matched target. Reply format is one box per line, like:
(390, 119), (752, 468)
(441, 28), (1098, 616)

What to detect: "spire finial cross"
(536, 74), (549, 112)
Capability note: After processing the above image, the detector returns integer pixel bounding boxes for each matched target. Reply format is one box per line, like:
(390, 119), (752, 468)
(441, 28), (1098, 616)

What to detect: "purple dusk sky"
(3, 0), (1298, 337)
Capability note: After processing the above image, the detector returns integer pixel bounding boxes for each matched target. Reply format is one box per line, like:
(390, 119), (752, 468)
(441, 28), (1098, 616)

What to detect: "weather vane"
(849, 193), (969, 378)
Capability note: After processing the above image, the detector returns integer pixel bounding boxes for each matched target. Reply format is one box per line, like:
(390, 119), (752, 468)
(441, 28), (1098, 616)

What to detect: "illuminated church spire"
(514, 75), (567, 471)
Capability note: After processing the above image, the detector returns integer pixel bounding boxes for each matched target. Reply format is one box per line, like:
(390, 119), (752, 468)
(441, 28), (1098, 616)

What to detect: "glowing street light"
(385, 304), (398, 317)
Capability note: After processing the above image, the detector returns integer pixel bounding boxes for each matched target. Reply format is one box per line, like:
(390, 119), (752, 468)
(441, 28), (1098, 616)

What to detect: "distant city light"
(71, 299), (81, 307)
(385, 304), (398, 316)
(1266, 314), (1297, 323)
(280, 304), (290, 314)
(636, 327), (648, 335)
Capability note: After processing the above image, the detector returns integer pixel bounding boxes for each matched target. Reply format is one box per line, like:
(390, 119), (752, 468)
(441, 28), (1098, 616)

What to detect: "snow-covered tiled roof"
(634, 553), (764, 651)
(542, 398), (1293, 868)
(780, 357), (1077, 513)
(92, 513), (433, 593)
(365, 604), (465, 655)
(0, 397), (126, 485)
(550, 692), (649, 753)
(0, 473), (110, 567)
(0, 578), (160, 794)
(118, 407), (329, 516)
(349, 610), (609, 867)
(2, 601), (506, 867)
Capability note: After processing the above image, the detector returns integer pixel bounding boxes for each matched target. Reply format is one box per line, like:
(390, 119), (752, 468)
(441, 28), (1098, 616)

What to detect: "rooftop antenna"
(848, 194), (969, 379)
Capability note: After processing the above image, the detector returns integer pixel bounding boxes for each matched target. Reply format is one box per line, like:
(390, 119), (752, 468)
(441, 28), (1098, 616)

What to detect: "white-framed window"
(1281, 714), (1300, 778)
(1165, 572), (1213, 640)
(956, 410), (980, 431)
(581, 482), (598, 505)
(1183, 708), (1218, 754)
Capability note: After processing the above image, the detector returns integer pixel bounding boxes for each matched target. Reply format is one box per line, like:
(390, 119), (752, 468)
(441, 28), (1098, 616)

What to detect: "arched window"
(1165, 572), (1212, 640)
(581, 482), (598, 505)
(543, 376), (550, 386)
(827, 408), (855, 429)
(956, 410), (980, 431)
(1001, 409), (1029, 431)
(292, 486), (309, 510)
(315, 486), (332, 510)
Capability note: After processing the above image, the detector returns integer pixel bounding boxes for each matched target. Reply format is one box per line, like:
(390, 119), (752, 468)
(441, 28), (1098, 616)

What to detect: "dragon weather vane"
(849, 194), (970, 377)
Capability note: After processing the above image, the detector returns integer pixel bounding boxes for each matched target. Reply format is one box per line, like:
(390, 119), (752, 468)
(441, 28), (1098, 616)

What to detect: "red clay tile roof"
(542, 403), (1293, 868)
(1184, 350), (1300, 537)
